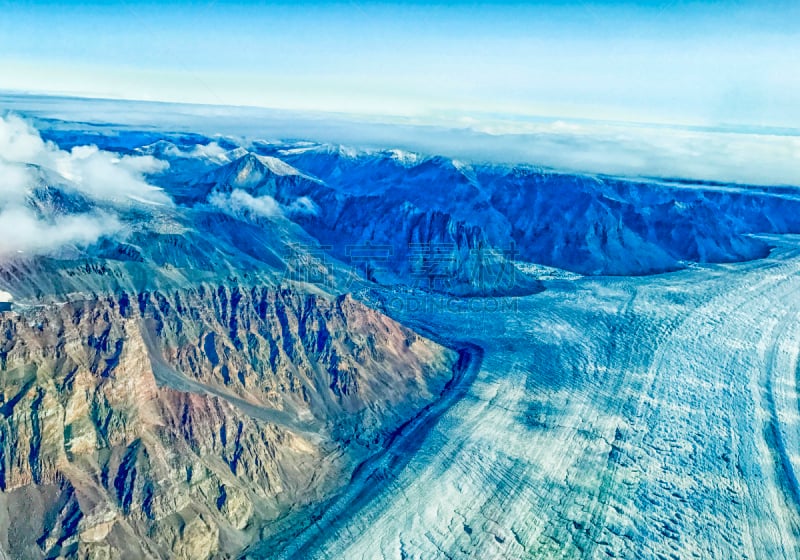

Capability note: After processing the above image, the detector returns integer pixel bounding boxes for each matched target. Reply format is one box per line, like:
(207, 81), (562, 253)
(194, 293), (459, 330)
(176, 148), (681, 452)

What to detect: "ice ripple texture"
(257, 237), (800, 560)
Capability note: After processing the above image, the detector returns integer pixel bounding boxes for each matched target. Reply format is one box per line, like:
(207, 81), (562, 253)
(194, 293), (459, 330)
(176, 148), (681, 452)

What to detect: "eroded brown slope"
(0, 286), (456, 559)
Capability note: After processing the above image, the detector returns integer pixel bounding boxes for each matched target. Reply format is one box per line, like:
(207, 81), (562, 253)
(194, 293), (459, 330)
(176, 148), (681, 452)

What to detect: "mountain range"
(2, 116), (800, 558)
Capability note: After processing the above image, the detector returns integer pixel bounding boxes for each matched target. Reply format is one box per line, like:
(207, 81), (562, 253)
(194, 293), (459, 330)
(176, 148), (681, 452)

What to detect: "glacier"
(255, 238), (800, 558)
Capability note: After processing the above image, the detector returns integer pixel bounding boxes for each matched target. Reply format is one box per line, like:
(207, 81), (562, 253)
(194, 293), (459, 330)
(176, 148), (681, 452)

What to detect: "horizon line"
(4, 88), (800, 139)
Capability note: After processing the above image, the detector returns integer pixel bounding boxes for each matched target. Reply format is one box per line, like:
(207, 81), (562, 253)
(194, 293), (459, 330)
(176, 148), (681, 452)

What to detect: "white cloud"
(55, 146), (169, 204)
(0, 206), (122, 257)
(0, 114), (170, 204)
(180, 141), (228, 160)
(148, 140), (235, 163)
(209, 189), (319, 220)
(209, 189), (283, 219)
(286, 196), (320, 217)
(0, 113), (169, 256)
(0, 114), (48, 161)
(0, 160), (33, 205)
(456, 120), (800, 186)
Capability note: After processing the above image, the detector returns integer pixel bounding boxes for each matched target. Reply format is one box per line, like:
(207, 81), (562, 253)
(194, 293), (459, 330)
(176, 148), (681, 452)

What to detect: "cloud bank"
(5, 99), (797, 193)
(0, 113), (169, 256)
(6, 95), (799, 187)
(454, 119), (800, 187)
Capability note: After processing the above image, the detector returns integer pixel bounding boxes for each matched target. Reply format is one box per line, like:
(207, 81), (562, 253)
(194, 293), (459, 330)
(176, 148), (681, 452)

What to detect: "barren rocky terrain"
(0, 283), (456, 559)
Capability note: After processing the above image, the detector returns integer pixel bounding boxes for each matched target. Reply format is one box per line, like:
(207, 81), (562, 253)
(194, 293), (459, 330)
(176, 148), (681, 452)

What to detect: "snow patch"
(254, 154), (303, 176)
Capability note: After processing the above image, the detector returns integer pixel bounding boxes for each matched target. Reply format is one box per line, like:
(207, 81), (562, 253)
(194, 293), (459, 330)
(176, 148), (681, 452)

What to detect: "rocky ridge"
(0, 283), (456, 559)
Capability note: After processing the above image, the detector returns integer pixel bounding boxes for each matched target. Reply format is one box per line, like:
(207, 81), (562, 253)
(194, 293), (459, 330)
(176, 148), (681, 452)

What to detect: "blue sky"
(1, 1), (798, 128)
